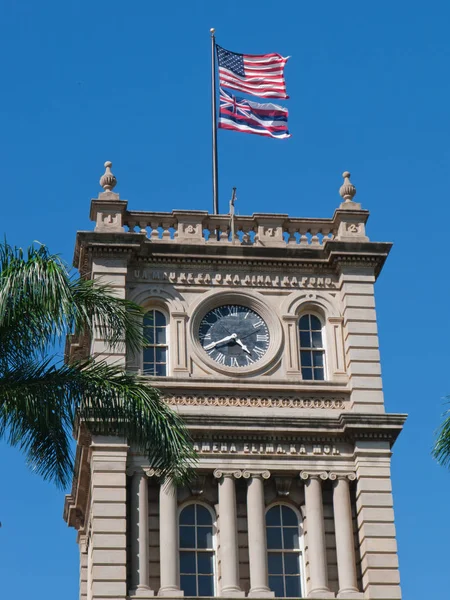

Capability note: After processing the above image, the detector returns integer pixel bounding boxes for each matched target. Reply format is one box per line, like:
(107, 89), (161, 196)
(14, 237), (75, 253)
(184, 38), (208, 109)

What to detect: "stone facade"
(64, 165), (406, 600)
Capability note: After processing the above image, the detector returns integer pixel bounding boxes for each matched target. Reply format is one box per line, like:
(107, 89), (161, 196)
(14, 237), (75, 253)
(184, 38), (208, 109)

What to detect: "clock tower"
(64, 164), (405, 600)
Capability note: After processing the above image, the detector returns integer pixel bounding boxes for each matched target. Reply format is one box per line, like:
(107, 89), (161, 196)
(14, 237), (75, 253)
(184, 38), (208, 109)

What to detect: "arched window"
(266, 505), (303, 598)
(179, 504), (215, 597)
(299, 314), (325, 381)
(143, 309), (168, 375)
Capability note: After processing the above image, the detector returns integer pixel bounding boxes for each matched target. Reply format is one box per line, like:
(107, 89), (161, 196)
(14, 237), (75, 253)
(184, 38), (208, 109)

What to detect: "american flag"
(216, 45), (289, 99)
(219, 88), (290, 139)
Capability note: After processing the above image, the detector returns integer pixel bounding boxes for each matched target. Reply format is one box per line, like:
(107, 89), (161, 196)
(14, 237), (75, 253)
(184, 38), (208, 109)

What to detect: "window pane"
(269, 575), (284, 598)
(155, 311), (166, 326)
(266, 506), (281, 526)
(284, 553), (300, 575)
(268, 552), (283, 574)
(156, 327), (166, 344)
(197, 552), (214, 574)
(143, 347), (155, 363)
(196, 505), (212, 526)
(312, 351), (323, 367)
(180, 551), (196, 574)
(281, 506), (298, 527)
(267, 527), (282, 549)
(311, 331), (323, 348)
(197, 527), (213, 549)
(285, 575), (301, 597)
(300, 350), (312, 367)
(180, 505), (195, 524)
(310, 315), (322, 330)
(299, 331), (311, 348)
(299, 315), (310, 330)
(144, 326), (155, 344)
(179, 526), (195, 549)
(142, 363), (155, 375)
(314, 368), (324, 381)
(155, 363), (167, 376)
(180, 575), (196, 596)
(156, 347), (167, 362)
(302, 367), (313, 381)
(143, 312), (155, 327)
(198, 575), (214, 596)
(283, 527), (299, 550)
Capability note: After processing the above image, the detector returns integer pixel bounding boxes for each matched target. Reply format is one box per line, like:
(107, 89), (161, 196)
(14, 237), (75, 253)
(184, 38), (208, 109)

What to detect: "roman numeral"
(245, 355), (255, 365)
(215, 353), (226, 365)
(212, 308), (223, 319)
(244, 311), (250, 319)
(229, 357), (239, 367)
(228, 305), (239, 316)
(253, 346), (265, 358)
(252, 319), (264, 329)
(256, 334), (269, 342)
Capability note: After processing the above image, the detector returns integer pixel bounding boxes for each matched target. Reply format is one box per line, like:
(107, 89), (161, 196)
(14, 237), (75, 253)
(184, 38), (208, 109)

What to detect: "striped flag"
(216, 45), (289, 99)
(219, 88), (290, 139)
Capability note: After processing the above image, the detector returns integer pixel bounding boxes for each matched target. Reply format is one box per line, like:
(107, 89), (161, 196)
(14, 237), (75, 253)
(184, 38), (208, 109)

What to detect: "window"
(179, 504), (215, 597)
(266, 505), (303, 598)
(143, 310), (168, 375)
(299, 314), (325, 381)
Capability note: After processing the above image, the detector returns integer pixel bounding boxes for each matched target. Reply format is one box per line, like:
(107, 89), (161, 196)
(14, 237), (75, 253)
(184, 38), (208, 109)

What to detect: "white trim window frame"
(298, 312), (327, 381)
(142, 308), (169, 376)
(266, 503), (305, 598)
(178, 502), (217, 597)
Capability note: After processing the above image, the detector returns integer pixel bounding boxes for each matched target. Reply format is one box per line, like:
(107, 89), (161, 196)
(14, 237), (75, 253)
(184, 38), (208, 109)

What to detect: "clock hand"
(204, 333), (237, 351)
(239, 326), (264, 341)
(235, 337), (251, 355)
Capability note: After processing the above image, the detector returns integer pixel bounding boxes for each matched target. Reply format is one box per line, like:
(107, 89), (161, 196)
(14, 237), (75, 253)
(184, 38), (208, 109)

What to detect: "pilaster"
(355, 441), (401, 599)
(89, 436), (129, 600)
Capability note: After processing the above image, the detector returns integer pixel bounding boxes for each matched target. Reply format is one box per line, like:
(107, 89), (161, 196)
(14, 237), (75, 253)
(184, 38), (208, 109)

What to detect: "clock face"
(198, 304), (270, 368)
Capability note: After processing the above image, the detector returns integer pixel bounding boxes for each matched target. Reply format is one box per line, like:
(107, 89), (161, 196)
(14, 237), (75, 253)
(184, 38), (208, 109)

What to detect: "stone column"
(244, 470), (274, 598)
(214, 470), (245, 597)
(300, 472), (334, 599)
(158, 479), (183, 597)
(130, 470), (153, 597)
(330, 474), (363, 599)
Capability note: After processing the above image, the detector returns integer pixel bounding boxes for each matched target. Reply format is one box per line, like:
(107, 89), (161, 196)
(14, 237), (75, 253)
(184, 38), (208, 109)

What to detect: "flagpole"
(210, 28), (219, 214)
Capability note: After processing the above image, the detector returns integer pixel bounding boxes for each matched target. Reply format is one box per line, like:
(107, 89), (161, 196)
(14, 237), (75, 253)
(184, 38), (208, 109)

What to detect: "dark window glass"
(197, 505), (212, 526)
(198, 575), (214, 596)
(143, 309), (168, 376)
(180, 575), (196, 596)
(266, 505), (303, 598)
(266, 506), (281, 526)
(268, 553), (283, 574)
(197, 553), (213, 574)
(179, 504), (215, 597)
(180, 551), (196, 573)
(269, 576), (284, 598)
(285, 576), (301, 597)
(180, 526), (195, 549)
(180, 504), (195, 525)
(299, 314), (325, 381)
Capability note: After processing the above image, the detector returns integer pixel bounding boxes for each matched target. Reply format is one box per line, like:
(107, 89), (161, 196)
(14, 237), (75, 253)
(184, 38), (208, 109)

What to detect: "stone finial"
(99, 161), (117, 192)
(339, 171), (356, 202)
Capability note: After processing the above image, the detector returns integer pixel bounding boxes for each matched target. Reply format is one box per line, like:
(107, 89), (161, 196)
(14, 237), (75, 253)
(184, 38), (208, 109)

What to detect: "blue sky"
(1, 1), (450, 597)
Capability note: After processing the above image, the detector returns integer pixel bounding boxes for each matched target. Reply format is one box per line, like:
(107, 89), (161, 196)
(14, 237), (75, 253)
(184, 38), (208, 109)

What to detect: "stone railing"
(89, 166), (370, 246)
(91, 195), (369, 246)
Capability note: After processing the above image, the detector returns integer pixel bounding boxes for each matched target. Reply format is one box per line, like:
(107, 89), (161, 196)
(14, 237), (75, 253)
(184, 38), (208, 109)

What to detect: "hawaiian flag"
(219, 88), (290, 139)
(216, 45), (289, 99)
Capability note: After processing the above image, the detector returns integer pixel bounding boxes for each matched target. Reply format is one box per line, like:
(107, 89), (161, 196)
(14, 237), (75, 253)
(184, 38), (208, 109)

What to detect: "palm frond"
(433, 401), (450, 467)
(0, 359), (196, 487)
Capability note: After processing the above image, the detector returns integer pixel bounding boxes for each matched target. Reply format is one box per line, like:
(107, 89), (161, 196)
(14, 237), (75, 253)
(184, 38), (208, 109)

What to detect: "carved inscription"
(193, 441), (341, 456)
(132, 269), (337, 289)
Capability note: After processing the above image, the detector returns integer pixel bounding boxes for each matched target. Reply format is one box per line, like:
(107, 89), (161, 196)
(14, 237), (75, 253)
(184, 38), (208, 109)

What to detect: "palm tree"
(434, 406), (450, 468)
(0, 241), (195, 488)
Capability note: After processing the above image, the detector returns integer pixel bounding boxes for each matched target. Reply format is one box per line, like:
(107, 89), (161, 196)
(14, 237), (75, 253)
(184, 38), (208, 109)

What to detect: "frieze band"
(132, 269), (337, 289)
(164, 394), (348, 410)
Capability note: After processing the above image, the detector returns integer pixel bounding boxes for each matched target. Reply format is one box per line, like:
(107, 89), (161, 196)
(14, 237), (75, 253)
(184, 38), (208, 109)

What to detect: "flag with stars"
(219, 88), (290, 139)
(216, 45), (289, 99)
